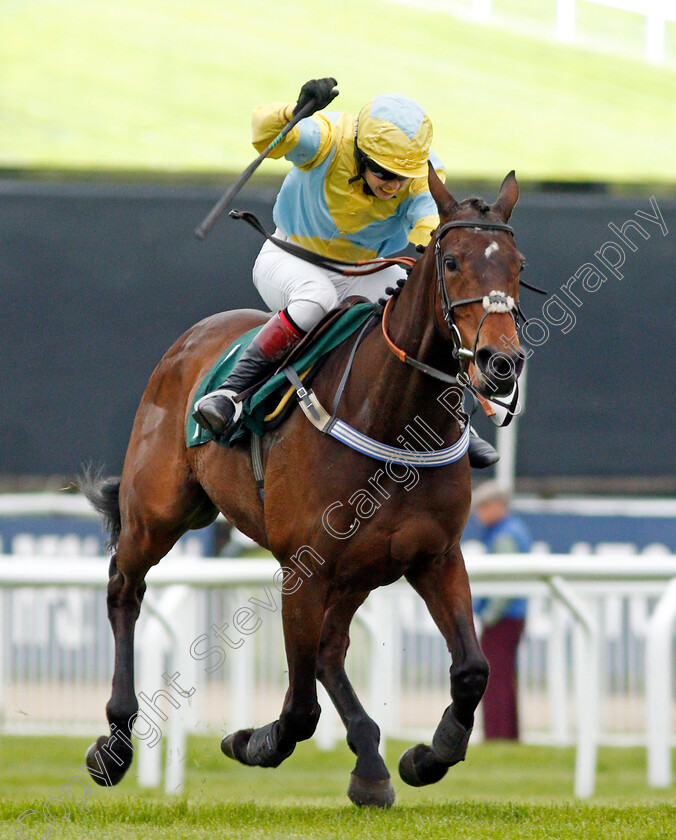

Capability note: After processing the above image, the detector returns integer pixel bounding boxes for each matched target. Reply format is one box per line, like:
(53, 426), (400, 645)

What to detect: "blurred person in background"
(192, 77), (498, 468)
(472, 480), (532, 740)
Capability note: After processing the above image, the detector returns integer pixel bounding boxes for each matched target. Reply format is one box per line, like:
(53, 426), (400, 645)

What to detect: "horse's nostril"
(475, 348), (515, 382)
(493, 355), (513, 379)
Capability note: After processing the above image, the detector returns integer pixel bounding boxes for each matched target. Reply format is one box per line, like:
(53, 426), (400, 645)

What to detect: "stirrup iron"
(193, 388), (243, 425)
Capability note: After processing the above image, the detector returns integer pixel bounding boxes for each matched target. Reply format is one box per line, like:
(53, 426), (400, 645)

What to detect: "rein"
(381, 297), (462, 386)
(230, 209), (416, 276)
(233, 208), (543, 428)
(230, 209), (472, 463)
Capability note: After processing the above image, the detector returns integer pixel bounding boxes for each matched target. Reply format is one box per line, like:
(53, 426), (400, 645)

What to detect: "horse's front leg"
(399, 547), (489, 787)
(316, 591), (395, 808)
(222, 573), (327, 768)
(85, 555), (146, 786)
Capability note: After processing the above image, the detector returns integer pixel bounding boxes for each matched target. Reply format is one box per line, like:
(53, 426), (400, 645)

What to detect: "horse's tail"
(78, 466), (122, 552)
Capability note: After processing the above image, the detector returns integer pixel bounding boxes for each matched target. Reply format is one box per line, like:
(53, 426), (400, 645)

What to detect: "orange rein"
(342, 255), (417, 277)
(381, 296), (408, 364)
(381, 295), (496, 418)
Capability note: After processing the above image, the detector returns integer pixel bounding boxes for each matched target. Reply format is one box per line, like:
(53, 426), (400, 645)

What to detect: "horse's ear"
(427, 161), (458, 220)
(492, 170), (519, 221)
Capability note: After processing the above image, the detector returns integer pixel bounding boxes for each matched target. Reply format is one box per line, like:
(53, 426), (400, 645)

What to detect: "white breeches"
(252, 231), (408, 332)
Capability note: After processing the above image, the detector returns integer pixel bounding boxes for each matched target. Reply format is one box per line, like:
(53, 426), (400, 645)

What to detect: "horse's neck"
(347, 265), (464, 443)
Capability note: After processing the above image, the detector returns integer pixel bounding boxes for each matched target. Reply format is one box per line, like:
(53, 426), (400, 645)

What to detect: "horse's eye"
(444, 255), (458, 272)
(520, 259), (527, 272)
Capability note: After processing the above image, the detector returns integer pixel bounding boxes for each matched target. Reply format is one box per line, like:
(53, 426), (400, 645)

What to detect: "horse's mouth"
(473, 370), (516, 399)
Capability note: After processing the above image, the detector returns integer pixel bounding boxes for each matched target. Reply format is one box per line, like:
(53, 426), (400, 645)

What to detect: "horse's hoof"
(245, 721), (295, 768)
(85, 737), (130, 787)
(347, 773), (395, 808)
(221, 729), (254, 764)
(398, 744), (448, 787)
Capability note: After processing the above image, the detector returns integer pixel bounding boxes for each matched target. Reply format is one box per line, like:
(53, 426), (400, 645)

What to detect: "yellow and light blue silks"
(251, 97), (445, 263)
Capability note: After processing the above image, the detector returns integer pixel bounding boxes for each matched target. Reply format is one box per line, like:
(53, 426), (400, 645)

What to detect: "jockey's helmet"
(355, 94), (432, 180)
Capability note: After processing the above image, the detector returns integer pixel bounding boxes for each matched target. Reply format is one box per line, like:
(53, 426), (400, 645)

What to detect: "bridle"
(382, 217), (546, 424)
(433, 219), (519, 367)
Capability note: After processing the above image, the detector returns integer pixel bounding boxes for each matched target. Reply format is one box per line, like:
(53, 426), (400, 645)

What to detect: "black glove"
(292, 77), (339, 117)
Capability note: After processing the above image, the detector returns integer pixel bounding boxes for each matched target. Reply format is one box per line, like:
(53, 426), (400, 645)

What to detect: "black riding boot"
(468, 429), (499, 469)
(192, 311), (304, 438)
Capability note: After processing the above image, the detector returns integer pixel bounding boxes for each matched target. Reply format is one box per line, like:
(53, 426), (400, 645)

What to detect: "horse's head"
(427, 167), (526, 399)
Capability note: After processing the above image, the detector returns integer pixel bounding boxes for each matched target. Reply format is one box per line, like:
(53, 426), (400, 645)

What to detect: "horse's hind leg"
(316, 591), (395, 809)
(85, 548), (148, 786)
(85, 525), (179, 785)
(85, 475), (216, 786)
(399, 548), (489, 787)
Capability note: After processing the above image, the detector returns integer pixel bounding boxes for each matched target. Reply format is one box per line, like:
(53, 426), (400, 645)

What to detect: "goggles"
(365, 158), (409, 182)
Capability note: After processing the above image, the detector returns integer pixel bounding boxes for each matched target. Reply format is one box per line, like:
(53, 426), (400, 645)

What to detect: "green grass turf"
(2, 0), (675, 184)
(1, 735), (675, 838)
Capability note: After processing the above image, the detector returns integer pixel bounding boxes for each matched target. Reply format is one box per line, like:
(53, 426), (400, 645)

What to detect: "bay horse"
(82, 167), (526, 808)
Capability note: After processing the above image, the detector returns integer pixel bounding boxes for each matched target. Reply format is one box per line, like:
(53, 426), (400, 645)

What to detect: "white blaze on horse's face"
(484, 242), (499, 258)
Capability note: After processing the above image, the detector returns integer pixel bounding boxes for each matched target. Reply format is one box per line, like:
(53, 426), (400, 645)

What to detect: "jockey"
(193, 78), (499, 468)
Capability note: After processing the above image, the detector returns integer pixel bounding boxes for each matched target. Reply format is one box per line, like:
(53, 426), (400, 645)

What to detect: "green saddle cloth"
(186, 302), (376, 448)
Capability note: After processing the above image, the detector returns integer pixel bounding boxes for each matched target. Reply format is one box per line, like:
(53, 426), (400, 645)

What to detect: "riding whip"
(194, 98), (318, 240)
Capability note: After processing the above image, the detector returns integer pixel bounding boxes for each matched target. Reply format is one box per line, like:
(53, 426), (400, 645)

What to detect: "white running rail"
(393, 1), (676, 64)
(1, 553), (675, 798)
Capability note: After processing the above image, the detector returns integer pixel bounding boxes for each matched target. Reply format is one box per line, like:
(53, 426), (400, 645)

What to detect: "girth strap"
(282, 366), (471, 467)
(251, 433), (265, 500)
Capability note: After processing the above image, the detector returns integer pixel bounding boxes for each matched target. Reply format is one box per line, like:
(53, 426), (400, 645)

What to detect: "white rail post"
(136, 585), (196, 793)
(556, 0), (577, 43)
(571, 609), (601, 798)
(496, 357), (527, 494)
(473, 0), (492, 23)
(0, 589), (6, 727)
(645, 577), (676, 787)
(548, 576), (599, 798)
(495, 421), (517, 495)
(136, 608), (166, 788)
(549, 598), (571, 745)
(229, 590), (256, 733)
(646, 3), (666, 64)
(163, 586), (199, 795)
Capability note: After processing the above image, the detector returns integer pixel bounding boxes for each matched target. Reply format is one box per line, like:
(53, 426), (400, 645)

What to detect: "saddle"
(186, 298), (378, 449)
